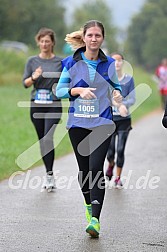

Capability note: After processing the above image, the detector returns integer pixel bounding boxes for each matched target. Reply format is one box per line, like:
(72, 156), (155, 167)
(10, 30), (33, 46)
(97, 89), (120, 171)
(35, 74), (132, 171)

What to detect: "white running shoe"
(113, 176), (123, 189)
(42, 174), (55, 192)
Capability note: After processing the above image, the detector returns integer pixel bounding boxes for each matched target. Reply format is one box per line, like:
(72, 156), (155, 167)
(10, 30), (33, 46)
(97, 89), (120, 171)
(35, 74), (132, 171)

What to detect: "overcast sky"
(63, 0), (146, 29)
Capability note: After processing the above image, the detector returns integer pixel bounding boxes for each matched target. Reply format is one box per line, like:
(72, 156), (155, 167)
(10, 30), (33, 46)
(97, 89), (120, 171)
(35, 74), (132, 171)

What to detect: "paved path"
(0, 110), (167, 252)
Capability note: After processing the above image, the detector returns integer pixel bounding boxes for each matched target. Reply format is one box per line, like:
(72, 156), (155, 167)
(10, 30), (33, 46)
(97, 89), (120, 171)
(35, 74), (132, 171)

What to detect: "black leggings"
(107, 119), (131, 168)
(69, 125), (114, 219)
(30, 101), (62, 174)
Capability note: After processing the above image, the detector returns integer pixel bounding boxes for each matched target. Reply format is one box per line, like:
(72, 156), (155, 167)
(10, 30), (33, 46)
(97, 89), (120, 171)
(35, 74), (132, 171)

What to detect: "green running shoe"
(86, 217), (100, 238)
(84, 202), (92, 223)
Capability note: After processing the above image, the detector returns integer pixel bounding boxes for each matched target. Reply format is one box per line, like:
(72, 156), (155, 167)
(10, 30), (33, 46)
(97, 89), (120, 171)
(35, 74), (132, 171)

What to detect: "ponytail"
(65, 29), (85, 50)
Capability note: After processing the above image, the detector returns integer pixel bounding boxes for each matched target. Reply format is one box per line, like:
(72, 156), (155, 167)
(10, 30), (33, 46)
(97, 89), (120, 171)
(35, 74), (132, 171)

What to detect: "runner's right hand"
(80, 88), (97, 99)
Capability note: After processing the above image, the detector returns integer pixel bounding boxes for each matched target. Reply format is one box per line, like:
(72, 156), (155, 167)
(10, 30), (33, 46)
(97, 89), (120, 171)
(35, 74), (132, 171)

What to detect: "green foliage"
(126, 2), (161, 64)
(0, 0), (66, 51)
(68, 0), (118, 52)
(142, 17), (167, 68)
(148, 0), (167, 15)
(0, 49), (27, 85)
(126, 0), (167, 69)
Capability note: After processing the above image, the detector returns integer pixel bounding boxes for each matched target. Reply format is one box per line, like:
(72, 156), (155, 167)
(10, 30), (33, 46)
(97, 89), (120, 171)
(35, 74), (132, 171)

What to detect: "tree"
(67, 0), (118, 53)
(142, 17), (167, 69)
(0, 0), (66, 52)
(126, 0), (167, 69)
(148, 0), (167, 16)
(126, 2), (162, 65)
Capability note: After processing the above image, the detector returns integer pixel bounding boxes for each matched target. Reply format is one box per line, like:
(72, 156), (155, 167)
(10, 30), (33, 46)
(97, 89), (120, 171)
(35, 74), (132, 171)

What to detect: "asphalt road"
(0, 110), (167, 252)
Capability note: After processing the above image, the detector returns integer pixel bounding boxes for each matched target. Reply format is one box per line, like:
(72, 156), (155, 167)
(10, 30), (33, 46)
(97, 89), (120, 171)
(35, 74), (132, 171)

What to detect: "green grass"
(0, 50), (26, 85)
(0, 85), (72, 180)
(131, 66), (161, 122)
(0, 50), (161, 181)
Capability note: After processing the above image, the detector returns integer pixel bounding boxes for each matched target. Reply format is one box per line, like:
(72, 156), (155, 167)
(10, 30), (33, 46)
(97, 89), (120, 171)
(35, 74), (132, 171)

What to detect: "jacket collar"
(73, 46), (107, 62)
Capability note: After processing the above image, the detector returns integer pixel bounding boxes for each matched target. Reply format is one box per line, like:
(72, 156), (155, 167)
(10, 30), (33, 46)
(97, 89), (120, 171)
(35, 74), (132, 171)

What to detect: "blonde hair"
(65, 20), (105, 50)
(65, 28), (85, 50)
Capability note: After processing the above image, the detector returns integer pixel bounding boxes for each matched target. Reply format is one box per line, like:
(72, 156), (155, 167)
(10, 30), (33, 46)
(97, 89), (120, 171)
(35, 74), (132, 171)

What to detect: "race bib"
(34, 89), (53, 104)
(74, 99), (99, 118)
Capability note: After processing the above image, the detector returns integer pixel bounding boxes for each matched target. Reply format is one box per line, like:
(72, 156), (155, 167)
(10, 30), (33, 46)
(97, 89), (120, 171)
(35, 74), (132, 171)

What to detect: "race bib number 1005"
(74, 99), (99, 118)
